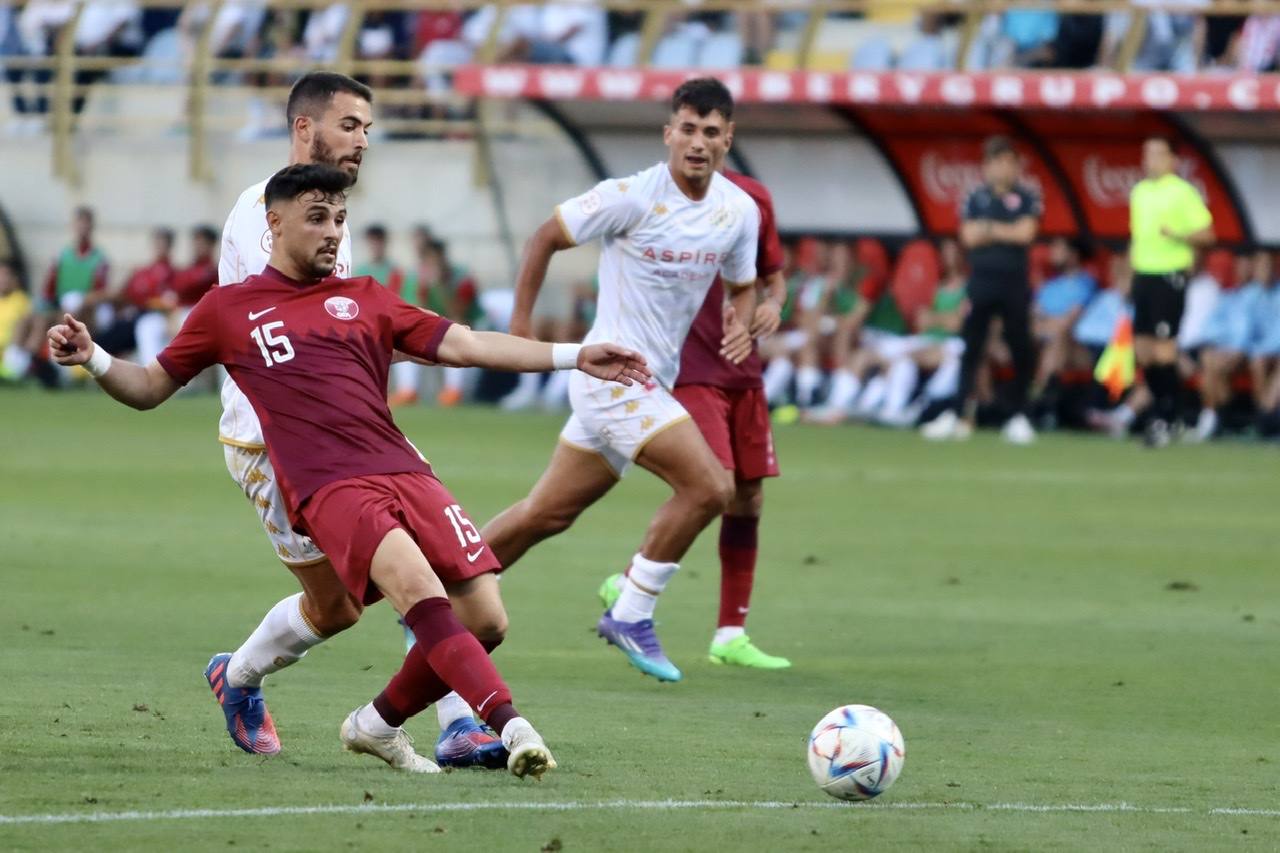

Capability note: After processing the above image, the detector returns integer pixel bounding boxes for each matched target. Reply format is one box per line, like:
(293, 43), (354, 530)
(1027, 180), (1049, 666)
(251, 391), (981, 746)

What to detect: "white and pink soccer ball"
(807, 704), (905, 801)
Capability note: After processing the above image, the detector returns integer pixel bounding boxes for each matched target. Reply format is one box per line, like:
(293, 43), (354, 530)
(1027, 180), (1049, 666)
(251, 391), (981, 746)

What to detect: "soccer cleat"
(597, 572), (624, 611)
(436, 386), (464, 407)
(771, 404), (800, 425)
(501, 717), (557, 780)
(204, 653), (281, 755)
(596, 610), (682, 682)
(1001, 414), (1036, 445)
(340, 708), (441, 773)
(435, 717), (509, 769)
(709, 635), (792, 669)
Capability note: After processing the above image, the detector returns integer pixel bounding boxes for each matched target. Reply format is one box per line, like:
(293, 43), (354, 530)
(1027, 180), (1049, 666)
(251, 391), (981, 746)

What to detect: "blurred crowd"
(5, 2), (1278, 133)
(752, 235), (1280, 443)
(7, 205), (1280, 444)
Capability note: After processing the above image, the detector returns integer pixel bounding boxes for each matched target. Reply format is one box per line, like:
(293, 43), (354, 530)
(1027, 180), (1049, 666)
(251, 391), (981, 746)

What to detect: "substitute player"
(481, 78), (760, 683)
(50, 164), (650, 777)
(597, 166), (791, 670)
(212, 71), (495, 766)
(1128, 136), (1214, 448)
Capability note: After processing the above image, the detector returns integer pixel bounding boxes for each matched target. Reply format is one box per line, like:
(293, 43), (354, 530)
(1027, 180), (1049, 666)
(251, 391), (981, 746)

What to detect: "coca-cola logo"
(919, 151), (1044, 205)
(1082, 156), (1208, 208)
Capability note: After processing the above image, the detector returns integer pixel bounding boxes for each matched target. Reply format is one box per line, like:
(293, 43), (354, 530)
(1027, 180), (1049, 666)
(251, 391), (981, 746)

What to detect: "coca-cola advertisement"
(883, 138), (1077, 236)
(1046, 141), (1244, 241)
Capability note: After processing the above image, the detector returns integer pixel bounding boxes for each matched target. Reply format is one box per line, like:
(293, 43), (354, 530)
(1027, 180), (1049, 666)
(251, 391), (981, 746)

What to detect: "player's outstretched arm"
(436, 325), (651, 386)
(509, 217), (575, 338)
(47, 314), (181, 410)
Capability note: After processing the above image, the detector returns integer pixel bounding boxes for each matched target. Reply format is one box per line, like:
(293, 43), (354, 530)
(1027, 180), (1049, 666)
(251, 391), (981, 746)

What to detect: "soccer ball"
(807, 704), (905, 801)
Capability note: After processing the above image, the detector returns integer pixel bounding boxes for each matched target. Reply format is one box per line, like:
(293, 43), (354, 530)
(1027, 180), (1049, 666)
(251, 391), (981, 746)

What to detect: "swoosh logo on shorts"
(248, 307), (276, 321)
(466, 547), (486, 563)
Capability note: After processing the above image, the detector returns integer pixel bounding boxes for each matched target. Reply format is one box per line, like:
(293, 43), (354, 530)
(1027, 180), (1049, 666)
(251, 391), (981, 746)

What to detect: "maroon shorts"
(674, 384), (780, 481)
(299, 472), (502, 605)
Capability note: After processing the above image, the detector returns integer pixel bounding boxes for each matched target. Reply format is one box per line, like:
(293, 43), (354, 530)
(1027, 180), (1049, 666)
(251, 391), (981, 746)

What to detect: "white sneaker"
(921, 410), (967, 441)
(501, 717), (557, 780)
(1190, 408), (1218, 443)
(1002, 413), (1036, 445)
(340, 708), (441, 773)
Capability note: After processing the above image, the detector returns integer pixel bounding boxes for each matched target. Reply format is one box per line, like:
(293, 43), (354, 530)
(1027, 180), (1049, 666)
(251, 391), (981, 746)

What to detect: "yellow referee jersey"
(1129, 174), (1213, 275)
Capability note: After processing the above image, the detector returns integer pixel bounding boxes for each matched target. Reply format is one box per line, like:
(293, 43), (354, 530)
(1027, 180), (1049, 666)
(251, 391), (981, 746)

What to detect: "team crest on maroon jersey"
(1003, 193), (1021, 210)
(324, 296), (359, 320)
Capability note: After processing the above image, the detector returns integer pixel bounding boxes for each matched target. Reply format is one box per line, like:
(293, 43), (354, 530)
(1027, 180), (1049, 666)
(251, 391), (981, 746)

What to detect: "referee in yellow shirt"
(1129, 137), (1214, 447)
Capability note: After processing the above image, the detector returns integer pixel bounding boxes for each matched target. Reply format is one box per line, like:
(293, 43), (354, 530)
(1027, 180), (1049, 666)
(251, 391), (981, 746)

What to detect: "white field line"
(1, 799), (1279, 827)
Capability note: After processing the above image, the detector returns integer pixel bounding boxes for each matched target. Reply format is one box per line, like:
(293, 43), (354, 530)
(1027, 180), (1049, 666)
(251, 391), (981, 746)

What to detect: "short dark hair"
(983, 135), (1016, 162)
(73, 206), (94, 223)
(264, 164), (352, 210)
(153, 227), (175, 246)
(366, 224), (388, 240)
(192, 224), (219, 243)
(286, 71), (373, 128)
(671, 77), (734, 121)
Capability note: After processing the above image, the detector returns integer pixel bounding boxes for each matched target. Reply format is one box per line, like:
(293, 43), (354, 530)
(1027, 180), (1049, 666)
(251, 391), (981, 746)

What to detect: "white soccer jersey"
(556, 162), (759, 389)
(217, 176), (354, 447)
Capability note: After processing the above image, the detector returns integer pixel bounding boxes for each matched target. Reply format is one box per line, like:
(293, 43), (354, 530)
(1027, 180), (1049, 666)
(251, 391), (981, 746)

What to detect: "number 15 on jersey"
(250, 321), (295, 366)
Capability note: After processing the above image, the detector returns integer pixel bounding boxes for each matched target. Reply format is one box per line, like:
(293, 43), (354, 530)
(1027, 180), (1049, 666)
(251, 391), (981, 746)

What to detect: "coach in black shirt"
(922, 136), (1041, 444)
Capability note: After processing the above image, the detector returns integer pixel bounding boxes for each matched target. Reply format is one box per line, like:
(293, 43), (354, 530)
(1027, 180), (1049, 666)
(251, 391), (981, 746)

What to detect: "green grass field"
(2, 387), (1277, 851)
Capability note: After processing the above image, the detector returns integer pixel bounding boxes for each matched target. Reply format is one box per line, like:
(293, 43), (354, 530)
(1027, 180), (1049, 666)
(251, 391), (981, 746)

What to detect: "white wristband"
(551, 343), (582, 370)
(84, 343), (113, 378)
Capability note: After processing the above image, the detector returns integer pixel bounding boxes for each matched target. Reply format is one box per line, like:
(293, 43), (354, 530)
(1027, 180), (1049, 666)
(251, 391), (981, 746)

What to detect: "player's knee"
(470, 612), (508, 647)
(308, 594), (362, 636)
(690, 477), (733, 519)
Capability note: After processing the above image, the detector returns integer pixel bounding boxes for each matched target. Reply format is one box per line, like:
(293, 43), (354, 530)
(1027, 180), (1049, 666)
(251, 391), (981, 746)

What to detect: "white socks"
(356, 702), (399, 736)
(435, 692), (473, 730)
(796, 365), (823, 408)
(713, 626), (745, 646)
(882, 359), (919, 418)
(925, 356), (961, 400)
(825, 369), (862, 412)
(612, 554), (679, 623)
(762, 357), (794, 403)
(226, 593), (325, 688)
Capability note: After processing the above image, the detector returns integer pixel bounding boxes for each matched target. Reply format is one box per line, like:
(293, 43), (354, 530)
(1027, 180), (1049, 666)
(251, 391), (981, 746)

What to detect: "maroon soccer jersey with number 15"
(675, 170), (785, 390)
(156, 265), (453, 521)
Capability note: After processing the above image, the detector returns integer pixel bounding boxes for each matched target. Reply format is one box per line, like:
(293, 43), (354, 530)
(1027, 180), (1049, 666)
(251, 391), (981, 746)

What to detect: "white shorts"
(559, 371), (690, 477)
(223, 444), (326, 568)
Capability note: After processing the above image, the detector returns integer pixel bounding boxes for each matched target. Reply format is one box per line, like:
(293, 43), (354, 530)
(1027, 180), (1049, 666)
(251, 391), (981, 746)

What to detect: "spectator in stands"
(898, 13), (954, 71)
(69, 0), (145, 114)
(170, 224), (218, 309)
(809, 239), (907, 424)
(1098, 0), (1205, 72)
(355, 223), (406, 297)
(177, 2), (267, 70)
(1192, 249), (1268, 441)
(902, 238), (969, 423)
(94, 226), (175, 359)
(1038, 5), (1104, 69)
(40, 207), (108, 326)
(462, 3), (606, 67)
(1001, 6), (1059, 67)
(13, 0), (68, 124)
(1031, 237), (1097, 422)
(1250, 257), (1280, 436)
(0, 259), (34, 381)
(922, 136), (1040, 444)
(1232, 12), (1280, 72)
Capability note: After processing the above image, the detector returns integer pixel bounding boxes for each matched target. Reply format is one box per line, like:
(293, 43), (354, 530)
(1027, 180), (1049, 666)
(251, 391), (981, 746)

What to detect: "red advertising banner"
(1018, 115), (1246, 242)
(454, 66), (1280, 112)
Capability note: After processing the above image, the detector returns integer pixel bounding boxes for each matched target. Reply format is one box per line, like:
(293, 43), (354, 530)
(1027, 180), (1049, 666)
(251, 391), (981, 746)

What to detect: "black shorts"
(1132, 272), (1188, 340)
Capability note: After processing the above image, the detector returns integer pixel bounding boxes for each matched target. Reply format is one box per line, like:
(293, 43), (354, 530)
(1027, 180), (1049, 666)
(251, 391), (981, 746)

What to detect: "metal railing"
(5, 0), (1280, 184)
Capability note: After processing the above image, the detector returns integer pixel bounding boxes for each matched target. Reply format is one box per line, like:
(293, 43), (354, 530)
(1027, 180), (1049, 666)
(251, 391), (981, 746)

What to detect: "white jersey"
(555, 162), (759, 388)
(217, 176), (354, 447)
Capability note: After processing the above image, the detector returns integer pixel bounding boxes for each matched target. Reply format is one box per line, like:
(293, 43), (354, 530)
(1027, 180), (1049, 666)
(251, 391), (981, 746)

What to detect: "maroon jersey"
(675, 170), (784, 390)
(157, 266), (452, 521)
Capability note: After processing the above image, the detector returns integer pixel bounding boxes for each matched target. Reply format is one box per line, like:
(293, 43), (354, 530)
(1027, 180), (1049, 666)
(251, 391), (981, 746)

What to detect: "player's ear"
(725, 121), (735, 150)
(292, 114), (311, 143)
(265, 207), (282, 237)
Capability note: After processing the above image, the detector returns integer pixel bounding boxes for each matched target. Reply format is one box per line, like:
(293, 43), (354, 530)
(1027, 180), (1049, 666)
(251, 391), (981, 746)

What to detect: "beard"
(310, 135), (360, 184)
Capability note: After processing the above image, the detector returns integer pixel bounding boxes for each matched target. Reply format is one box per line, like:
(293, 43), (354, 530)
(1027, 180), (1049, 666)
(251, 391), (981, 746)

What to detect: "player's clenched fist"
(577, 343), (651, 386)
(47, 313), (95, 366)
